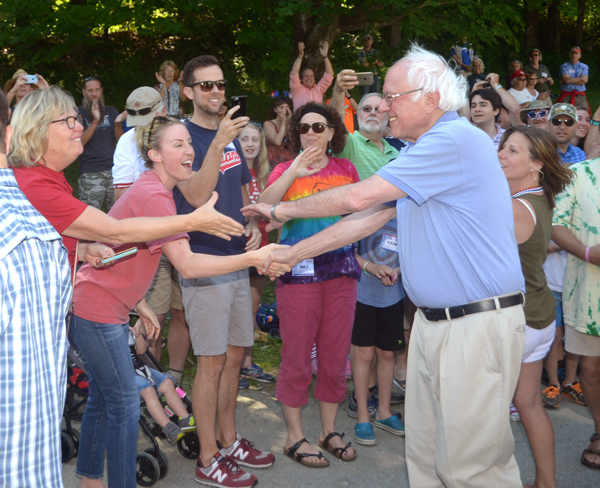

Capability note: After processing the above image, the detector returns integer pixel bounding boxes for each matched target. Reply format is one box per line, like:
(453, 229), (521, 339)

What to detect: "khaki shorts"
(180, 269), (253, 357)
(145, 254), (183, 315)
(565, 324), (600, 357)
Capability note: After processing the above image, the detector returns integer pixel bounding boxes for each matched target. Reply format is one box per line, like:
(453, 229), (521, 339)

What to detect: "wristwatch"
(591, 120), (600, 126)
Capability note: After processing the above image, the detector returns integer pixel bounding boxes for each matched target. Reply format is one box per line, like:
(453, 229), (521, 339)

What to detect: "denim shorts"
(552, 291), (563, 328)
(135, 367), (168, 394)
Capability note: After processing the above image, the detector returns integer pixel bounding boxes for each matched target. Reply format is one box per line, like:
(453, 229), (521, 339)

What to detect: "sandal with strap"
(283, 438), (330, 468)
(318, 432), (357, 462)
(581, 432), (600, 470)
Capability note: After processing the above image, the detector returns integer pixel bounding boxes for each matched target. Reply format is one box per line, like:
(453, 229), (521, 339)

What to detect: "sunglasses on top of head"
(297, 122), (333, 134)
(551, 118), (575, 127)
(187, 80), (228, 92)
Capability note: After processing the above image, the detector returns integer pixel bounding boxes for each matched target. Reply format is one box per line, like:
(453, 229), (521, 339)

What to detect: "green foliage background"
(1, 0), (599, 121)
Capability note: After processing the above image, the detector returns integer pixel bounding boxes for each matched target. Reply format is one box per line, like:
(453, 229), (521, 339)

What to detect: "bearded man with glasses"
(521, 99), (552, 130)
(77, 75), (127, 212)
(548, 103), (587, 164)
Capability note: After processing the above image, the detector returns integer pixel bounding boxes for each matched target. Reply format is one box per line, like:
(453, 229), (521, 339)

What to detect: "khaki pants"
(405, 304), (525, 488)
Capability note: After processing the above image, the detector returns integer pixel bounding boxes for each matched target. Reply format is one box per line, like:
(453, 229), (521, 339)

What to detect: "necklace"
(511, 186), (543, 198)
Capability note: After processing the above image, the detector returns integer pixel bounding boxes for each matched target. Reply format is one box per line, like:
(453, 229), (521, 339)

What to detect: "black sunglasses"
(297, 122), (333, 134)
(126, 100), (161, 117)
(187, 80), (228, 92)
(551, 118), (575, 127)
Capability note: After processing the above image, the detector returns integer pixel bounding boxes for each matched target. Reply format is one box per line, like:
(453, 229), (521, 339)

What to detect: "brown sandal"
(283, 438), (330, 468)
(581, 433), (600, 470)
(318, 432), (357, 462)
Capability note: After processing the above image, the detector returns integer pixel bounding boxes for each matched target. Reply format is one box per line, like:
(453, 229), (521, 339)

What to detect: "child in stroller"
(130, 320), (195, 442)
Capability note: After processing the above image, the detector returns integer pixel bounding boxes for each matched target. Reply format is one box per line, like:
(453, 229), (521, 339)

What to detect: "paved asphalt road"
(62, 381), (599, 487)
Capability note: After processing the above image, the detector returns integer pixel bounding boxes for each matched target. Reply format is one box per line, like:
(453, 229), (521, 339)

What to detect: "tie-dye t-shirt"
(268, 156), (361, 284)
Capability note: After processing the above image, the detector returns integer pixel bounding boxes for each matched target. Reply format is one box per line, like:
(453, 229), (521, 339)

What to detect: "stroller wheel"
(136, 452), (160, 486)
(61, 431), (76, 463)
(144, 448), (168, 480)
(177, 432), (200, 460)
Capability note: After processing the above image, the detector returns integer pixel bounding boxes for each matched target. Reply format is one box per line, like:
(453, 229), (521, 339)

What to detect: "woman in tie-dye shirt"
(259, 103), (361, 466)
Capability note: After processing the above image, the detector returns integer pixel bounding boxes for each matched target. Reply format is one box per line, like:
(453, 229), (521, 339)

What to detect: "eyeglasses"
(126, 100), (161, 117)
(551, 118), (575, 127)
(187, 80), (228, 92)
(84, 75), (100, 83)
(148, 116), (170, 141)
(384, 88), (423, 106)
(516, 78), (527, 82)
(360, 106), (380, 114)
(297, 122), (333, 134)
(531, 53), (540, 57)
(50, 114), (83, 129)
(527, 110), (548, 119)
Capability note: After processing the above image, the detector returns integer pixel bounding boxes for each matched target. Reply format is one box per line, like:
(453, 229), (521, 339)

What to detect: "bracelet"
(322, 56), (328, 59)
(591, 119), (600, 126)
(270, 202), (285, 224)
(585, 246), (591, 263)
(362, 261), (371, 276)
(495, 84), (503, 90)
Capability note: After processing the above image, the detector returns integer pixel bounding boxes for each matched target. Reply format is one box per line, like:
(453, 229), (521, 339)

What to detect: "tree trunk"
(294, 13), (340, 80)
(390, 23), (402, 48)
(576, 0), (586, 47)
(523, 0), (539, 50)
(547, 0), (561, 54)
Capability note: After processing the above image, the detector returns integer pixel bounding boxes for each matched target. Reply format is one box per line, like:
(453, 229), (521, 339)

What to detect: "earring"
(531, 169), (544, 181)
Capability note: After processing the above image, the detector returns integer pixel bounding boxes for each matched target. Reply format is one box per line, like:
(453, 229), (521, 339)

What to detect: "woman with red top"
(264, 96), (295, 170)
(8, 86), (243, 273)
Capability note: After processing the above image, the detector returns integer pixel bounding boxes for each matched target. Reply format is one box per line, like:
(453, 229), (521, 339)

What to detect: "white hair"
(396, 44), (467, 112)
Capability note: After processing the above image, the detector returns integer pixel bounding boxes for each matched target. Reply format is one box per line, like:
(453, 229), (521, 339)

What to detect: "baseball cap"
(363, 34), (373, 41)
(529, 48), (541, 56)
(570, 46), (582, 53)
(549, 103), (578, 122)
(510, 70), (529, 81)
(125, 87), (164, 127)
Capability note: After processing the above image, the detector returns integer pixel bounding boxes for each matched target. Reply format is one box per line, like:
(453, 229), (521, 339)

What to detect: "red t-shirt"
(12, 165), (87, 271)
(248, 168), (269, 248)
(73, 171), (188, 324)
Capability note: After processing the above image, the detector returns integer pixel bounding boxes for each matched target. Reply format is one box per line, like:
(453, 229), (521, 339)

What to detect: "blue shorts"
(552, 291), (563, 328)
(135, 367), (169, 394)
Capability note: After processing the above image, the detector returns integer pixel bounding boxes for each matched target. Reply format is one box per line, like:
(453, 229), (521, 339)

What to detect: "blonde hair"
(8, 86), (77, 168)
(242, 123), (269, 189)
(140, 116), (185, 169)
(158, 60), (179, 81)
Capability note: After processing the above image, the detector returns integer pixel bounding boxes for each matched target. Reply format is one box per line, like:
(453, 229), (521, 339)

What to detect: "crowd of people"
(1, 35), (600, 488)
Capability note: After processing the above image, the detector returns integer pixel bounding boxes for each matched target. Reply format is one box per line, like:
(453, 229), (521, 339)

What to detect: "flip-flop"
(581, 433), (600, 470)
(318, 432), (357, 462)
(283, 438), (330, 468)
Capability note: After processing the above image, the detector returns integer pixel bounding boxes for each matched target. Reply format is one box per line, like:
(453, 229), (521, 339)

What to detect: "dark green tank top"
(516, 193), (556, 329)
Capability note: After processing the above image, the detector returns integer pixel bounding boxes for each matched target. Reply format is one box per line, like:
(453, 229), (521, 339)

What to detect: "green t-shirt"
(523, 63), (552, 93)
(335, 130), (398, 181)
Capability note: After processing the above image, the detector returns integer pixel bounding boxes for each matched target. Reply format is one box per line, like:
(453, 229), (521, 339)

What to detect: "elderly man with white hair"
(243, 44), (526, 487)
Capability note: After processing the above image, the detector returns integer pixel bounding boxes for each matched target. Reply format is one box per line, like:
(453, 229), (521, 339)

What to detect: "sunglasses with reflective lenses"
(188, 80), (228, 92)
(551, 118), (575, 127)
(126, 100), (161, 117)
(527, 110), (548, 119)
(297, 122), (333, 134)
(360, 106), (380, 114)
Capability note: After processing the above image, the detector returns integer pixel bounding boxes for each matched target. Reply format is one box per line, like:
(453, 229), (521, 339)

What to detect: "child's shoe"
(179, 414), (196, 432)
(163, 421), (185, 442)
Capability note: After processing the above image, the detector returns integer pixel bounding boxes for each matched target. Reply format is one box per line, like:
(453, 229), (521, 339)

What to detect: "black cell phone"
(230, 96), (247, 119)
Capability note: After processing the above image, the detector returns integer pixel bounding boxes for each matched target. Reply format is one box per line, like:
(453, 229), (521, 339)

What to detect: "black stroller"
(62, 320), (200, 486)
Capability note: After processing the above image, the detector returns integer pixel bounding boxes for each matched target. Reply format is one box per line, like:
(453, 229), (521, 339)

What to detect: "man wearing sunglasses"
(520, 99), (552, 130)
(548, 103), (587, 164)
(523, 48), (554, 97)
(245, 45), (526, 488)
(174, 55), (273, 488)
(77, 76), (127, 212)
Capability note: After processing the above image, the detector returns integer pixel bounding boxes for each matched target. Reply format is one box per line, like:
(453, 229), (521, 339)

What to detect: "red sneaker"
(195, 451), (257, 487)
(221, 433), (275, 469)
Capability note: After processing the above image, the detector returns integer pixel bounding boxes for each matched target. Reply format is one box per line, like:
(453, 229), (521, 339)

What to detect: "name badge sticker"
(292, 259), (315, 276)
(381, 233), (398, 252)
